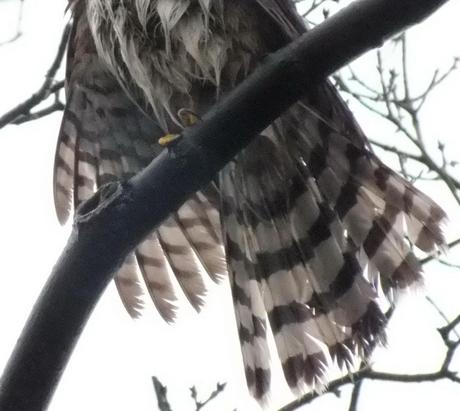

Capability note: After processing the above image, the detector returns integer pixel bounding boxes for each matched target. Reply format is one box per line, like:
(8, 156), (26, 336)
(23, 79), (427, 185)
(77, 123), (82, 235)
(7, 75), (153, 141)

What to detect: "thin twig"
(190, 383), (226, 411)
(347, 373), (363, 411)
(334, 31), (460, 205)
(152, 377), (173, 411)
(420, 238), (460, 265)
(0, 23), (70, 129)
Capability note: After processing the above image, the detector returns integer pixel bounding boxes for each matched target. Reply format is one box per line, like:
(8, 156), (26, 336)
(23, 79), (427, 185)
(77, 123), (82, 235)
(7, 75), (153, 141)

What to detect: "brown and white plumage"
(55, 0), (446, 402)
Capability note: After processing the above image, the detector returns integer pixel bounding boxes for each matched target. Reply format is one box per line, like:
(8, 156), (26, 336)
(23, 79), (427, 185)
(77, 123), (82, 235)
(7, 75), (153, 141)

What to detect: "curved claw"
(178, 108), (201, 127)
(158, 109), (201, 146)
(158, 133), (181, 146)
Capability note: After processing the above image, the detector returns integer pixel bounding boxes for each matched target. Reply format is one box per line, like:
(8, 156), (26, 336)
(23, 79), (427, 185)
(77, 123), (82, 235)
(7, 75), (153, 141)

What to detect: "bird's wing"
(54, 3), (226, 321)
(219, 0), (446, 400)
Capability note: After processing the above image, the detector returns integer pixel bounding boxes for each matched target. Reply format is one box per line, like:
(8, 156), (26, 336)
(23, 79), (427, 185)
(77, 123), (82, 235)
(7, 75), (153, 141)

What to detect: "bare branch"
(10, 82), (65, 125)
(0, 23), (69, 129)
(280, 357), (460, 410)
(419, 238), (460, 265)
(347, 375), (363, 411)
(190, 383), (226, 411)
(439, 314), (460, 342)
(334, 30), (460, 206)
(152, 377), (173, 411)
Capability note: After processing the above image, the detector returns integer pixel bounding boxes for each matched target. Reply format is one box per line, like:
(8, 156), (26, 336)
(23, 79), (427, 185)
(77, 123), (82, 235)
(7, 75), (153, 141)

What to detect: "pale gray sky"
(0, 1), (459, 410)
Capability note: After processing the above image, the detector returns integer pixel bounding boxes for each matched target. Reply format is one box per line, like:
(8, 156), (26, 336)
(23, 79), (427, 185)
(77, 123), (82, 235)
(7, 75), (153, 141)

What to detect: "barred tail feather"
(221, 128), (384, 398)
(114, 253), (145, 318)
(326, 132), (446, 253)
(230, 245), (272, 401)
(221, 103), (444, 401)
(286, 103), (445, 290)
(196, 184), (223, 240)
(157, 217), (208, 311)
(221, 170), (271, 400)
(136, 233), (177, 323)
(175, 192), (227, 282)
(54, 113), (77, 224)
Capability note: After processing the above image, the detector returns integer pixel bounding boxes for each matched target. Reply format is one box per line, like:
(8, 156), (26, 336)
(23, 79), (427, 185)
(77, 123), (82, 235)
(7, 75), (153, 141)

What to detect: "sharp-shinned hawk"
(55, 0), (446, 401)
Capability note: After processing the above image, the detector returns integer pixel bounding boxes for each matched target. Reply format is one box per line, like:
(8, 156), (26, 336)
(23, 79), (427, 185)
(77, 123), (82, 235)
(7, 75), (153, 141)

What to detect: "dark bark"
(0, 0), (449, 410)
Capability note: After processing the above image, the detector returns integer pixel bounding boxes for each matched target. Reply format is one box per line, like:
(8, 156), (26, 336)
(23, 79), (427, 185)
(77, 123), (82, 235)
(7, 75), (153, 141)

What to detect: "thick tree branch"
(0, 0), (450, 410)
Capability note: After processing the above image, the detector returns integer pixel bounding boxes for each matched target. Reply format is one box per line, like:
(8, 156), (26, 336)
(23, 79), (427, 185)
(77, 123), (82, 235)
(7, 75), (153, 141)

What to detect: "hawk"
(55, 0), (445, 402)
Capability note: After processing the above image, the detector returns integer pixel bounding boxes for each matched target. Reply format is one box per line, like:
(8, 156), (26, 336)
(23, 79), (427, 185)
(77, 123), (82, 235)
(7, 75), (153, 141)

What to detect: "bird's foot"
(158, 108), (201, 146)
(158, 133), (181, 146)
(177, 108), (201, 127)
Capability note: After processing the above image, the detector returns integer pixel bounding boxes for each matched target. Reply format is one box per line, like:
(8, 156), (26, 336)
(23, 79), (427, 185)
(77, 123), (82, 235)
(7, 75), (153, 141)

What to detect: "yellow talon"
(158, 109), (200, 146)
(178, 108), (200, 127)
(158, 133), (181, 146)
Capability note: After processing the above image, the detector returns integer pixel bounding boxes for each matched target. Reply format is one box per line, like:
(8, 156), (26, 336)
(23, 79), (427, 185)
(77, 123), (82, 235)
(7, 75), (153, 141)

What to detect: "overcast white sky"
(0, 1), (460, 410)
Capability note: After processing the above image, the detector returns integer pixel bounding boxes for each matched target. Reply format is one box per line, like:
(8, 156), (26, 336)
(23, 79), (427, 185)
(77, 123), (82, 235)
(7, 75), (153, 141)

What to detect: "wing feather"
(56, 3), (226, 318)
(221, 100), (443, 397)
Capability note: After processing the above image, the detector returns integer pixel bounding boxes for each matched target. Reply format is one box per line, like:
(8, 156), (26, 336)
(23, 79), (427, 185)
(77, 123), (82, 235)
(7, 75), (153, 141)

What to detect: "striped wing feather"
(221, 101), (444, 397)
(54, 4), (226, 321)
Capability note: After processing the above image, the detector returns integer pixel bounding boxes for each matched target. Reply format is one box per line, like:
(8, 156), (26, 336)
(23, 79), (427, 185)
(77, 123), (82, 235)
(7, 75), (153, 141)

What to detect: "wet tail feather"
(114, 254), (145, 318)
(136, 233), (177, 322)
(221, 103), (444, 399)
(221, 170), (271, 400)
